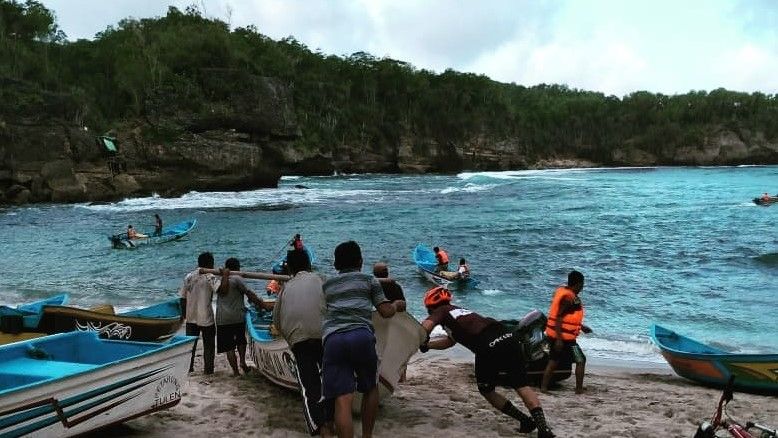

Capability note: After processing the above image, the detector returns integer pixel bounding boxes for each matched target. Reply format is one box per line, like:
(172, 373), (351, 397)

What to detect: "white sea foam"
(481, 289), (503, 296)
(76, 187), (392, 212)
(280, 175), (301, 181)
(440, 183), (498, 194)
(577, 334), (664, 363)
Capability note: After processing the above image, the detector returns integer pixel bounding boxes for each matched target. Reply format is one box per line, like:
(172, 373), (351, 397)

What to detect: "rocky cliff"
(2, 75), (777, 205)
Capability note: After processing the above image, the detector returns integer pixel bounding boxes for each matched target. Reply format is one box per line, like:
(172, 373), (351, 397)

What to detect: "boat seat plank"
(0, 358), (99, 379)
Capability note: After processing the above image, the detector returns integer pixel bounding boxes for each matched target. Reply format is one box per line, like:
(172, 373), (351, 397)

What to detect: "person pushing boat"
(153, 214), (163, 237)
(419, 286), (556, 437)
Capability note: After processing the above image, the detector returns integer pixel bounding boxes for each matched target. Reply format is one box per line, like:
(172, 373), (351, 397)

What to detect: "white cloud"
(711, 44), (778, 93)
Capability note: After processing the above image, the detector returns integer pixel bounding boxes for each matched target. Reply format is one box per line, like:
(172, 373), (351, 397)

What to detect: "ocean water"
(1, 166), (777, 363)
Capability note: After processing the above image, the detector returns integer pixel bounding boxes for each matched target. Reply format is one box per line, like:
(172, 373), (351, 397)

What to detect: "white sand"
(102, 346), (778, 437)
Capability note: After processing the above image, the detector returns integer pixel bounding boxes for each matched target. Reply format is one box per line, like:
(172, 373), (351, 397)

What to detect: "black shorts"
(217, 322), (247, 353)
(475, 325), (528, 393)
(548, 338), (586, 364)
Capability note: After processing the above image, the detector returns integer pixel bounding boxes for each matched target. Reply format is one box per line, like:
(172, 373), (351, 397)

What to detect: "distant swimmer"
(419, 286), (556, 437)
(541, 270), (592, 394)
(433, 246), (449, 272)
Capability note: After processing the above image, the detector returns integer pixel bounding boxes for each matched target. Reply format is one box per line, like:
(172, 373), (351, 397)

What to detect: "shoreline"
(97, 344), (776, 437)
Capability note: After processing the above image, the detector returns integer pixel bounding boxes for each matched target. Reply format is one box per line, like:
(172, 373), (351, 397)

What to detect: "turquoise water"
(2, 166), (777, 362)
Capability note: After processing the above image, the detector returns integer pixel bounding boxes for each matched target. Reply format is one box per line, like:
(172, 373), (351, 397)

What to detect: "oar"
(199, 268), (397, 284)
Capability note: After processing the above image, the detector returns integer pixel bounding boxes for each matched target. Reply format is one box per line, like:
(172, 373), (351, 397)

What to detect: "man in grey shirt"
(217, 257), (273, 376)
(321, 241), (405, 438)
(273, 250), (332, 437)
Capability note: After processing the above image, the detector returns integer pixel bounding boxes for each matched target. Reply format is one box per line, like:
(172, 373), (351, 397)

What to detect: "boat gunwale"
(650, 324), (778, 362)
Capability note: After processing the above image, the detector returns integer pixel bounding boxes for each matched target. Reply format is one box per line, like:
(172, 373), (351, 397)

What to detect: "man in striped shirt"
(321, 241), (405, 438)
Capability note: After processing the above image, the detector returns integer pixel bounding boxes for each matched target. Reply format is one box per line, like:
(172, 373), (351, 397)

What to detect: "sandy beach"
(93, 344), (778, 438)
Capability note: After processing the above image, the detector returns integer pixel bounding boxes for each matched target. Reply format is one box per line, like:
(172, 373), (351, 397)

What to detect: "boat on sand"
(0, 331), (195, 437)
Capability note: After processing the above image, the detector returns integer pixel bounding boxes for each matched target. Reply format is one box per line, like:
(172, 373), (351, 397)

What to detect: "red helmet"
(424, 286), (452, 308)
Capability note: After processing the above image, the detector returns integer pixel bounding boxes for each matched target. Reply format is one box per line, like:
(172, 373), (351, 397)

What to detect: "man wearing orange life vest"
(540, 270), (592, 394)
(433, 246), (450, 272)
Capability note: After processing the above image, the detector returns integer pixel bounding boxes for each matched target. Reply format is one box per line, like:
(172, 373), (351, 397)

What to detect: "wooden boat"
(36, 298), (183, 342)
(0, 295), (70, 345)
(753, 196), (778, 206)
(271, 246), (316, 274)
(412, 244), (479, 289)
(0, 331), (195, 437)
(246, 308), (427, 404)
(109, 219), (196, 249)
(651, 324), (778, 395)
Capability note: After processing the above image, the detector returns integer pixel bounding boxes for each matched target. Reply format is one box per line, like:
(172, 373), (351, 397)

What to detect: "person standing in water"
(153, 214), (163, 236)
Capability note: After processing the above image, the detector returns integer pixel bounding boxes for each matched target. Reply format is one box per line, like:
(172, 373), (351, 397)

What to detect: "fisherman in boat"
(217, 258), (274, 376)
(540, 270), (592, 394)
(273, 249), (333, 437)
(153, 214), (163, 237)
(419, 286), (556, 437)
(761, 192), (772, 202)
(291, 233), (304, 251)
(321, 241), (405, 438)
(433, 246), (450, 272)
(457, 258), (470, 280)
(127, 225), (147, 239)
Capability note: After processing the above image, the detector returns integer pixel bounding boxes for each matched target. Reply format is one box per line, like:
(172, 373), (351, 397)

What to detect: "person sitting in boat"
(419, 286), (556, 437)
(291, 233), (304, 251)
(540, 270), (592, 395)
(433, 246), (450, 272)
(126, 225), (147, 240)
(266, 262), (288, 295)
(762, 192), (772, 202)
(457, 258), (470, 280)
(217, 257), (273, 377)
(153, 214), (163, 237)
(273, 249), (333, 437)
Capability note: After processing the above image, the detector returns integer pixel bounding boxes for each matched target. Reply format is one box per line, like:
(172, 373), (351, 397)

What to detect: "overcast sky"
(41, 0), (777, 97)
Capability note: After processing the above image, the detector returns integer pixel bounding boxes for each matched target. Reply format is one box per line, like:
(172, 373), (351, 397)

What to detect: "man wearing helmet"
(420, 286), (555, 438)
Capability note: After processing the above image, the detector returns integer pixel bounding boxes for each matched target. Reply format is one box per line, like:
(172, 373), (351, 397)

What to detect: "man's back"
(180, 270), (219, 326)
(274, 271), (324, 346)
(321, 271), (386, 340)
(216, 276), (250, 326)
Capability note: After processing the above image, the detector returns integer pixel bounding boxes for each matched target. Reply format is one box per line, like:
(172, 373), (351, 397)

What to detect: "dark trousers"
(291, 339), (326, 435)
(186, 323), (215, 374)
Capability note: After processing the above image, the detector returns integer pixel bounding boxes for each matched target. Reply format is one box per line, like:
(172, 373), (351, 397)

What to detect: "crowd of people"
(178, 237), (590, 438)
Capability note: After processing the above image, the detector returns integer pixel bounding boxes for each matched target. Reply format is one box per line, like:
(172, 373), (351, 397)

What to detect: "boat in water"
(36, 298), (183, 342)
(651, 324), (778, 395)
(753, 196), (778, 206)
(245, 307), (426, 404)
(0, 331), (195, 437)
(0, 295), (69, 345)
(412, 244), (479, 289)
(109, 219), (196, 249)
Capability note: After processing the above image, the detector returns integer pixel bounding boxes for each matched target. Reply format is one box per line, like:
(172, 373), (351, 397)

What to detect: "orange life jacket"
(436, 249), (449, 264)
(266, 280), (281, 294)
(545, 286), (584, 341)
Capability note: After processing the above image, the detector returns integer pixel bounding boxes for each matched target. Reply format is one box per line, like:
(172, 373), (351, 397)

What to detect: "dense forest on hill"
(1, 1), (778, 203)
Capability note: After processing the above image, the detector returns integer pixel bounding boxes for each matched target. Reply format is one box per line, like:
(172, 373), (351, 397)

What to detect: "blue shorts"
(322, 327), (378, 399)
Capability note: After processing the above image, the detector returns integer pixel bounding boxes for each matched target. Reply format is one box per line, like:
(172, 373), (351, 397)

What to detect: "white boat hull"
(0, 338), (193, 437)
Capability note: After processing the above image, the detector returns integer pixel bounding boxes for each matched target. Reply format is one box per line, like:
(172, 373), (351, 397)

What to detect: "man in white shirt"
(180, 252), (220, 374)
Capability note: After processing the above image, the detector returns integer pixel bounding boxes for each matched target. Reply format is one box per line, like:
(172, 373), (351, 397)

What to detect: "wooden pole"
(198, 268), (396, 283)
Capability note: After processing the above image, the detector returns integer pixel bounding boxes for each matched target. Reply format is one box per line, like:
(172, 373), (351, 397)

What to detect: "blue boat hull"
(412, 244), (478, 289)
(650, 324), (778, 395)
(109, 219), (196, 249)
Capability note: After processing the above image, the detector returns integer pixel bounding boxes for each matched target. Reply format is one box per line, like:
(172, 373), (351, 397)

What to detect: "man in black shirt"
(372, 262), (405, 303)
(420, 286), (555, 438)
